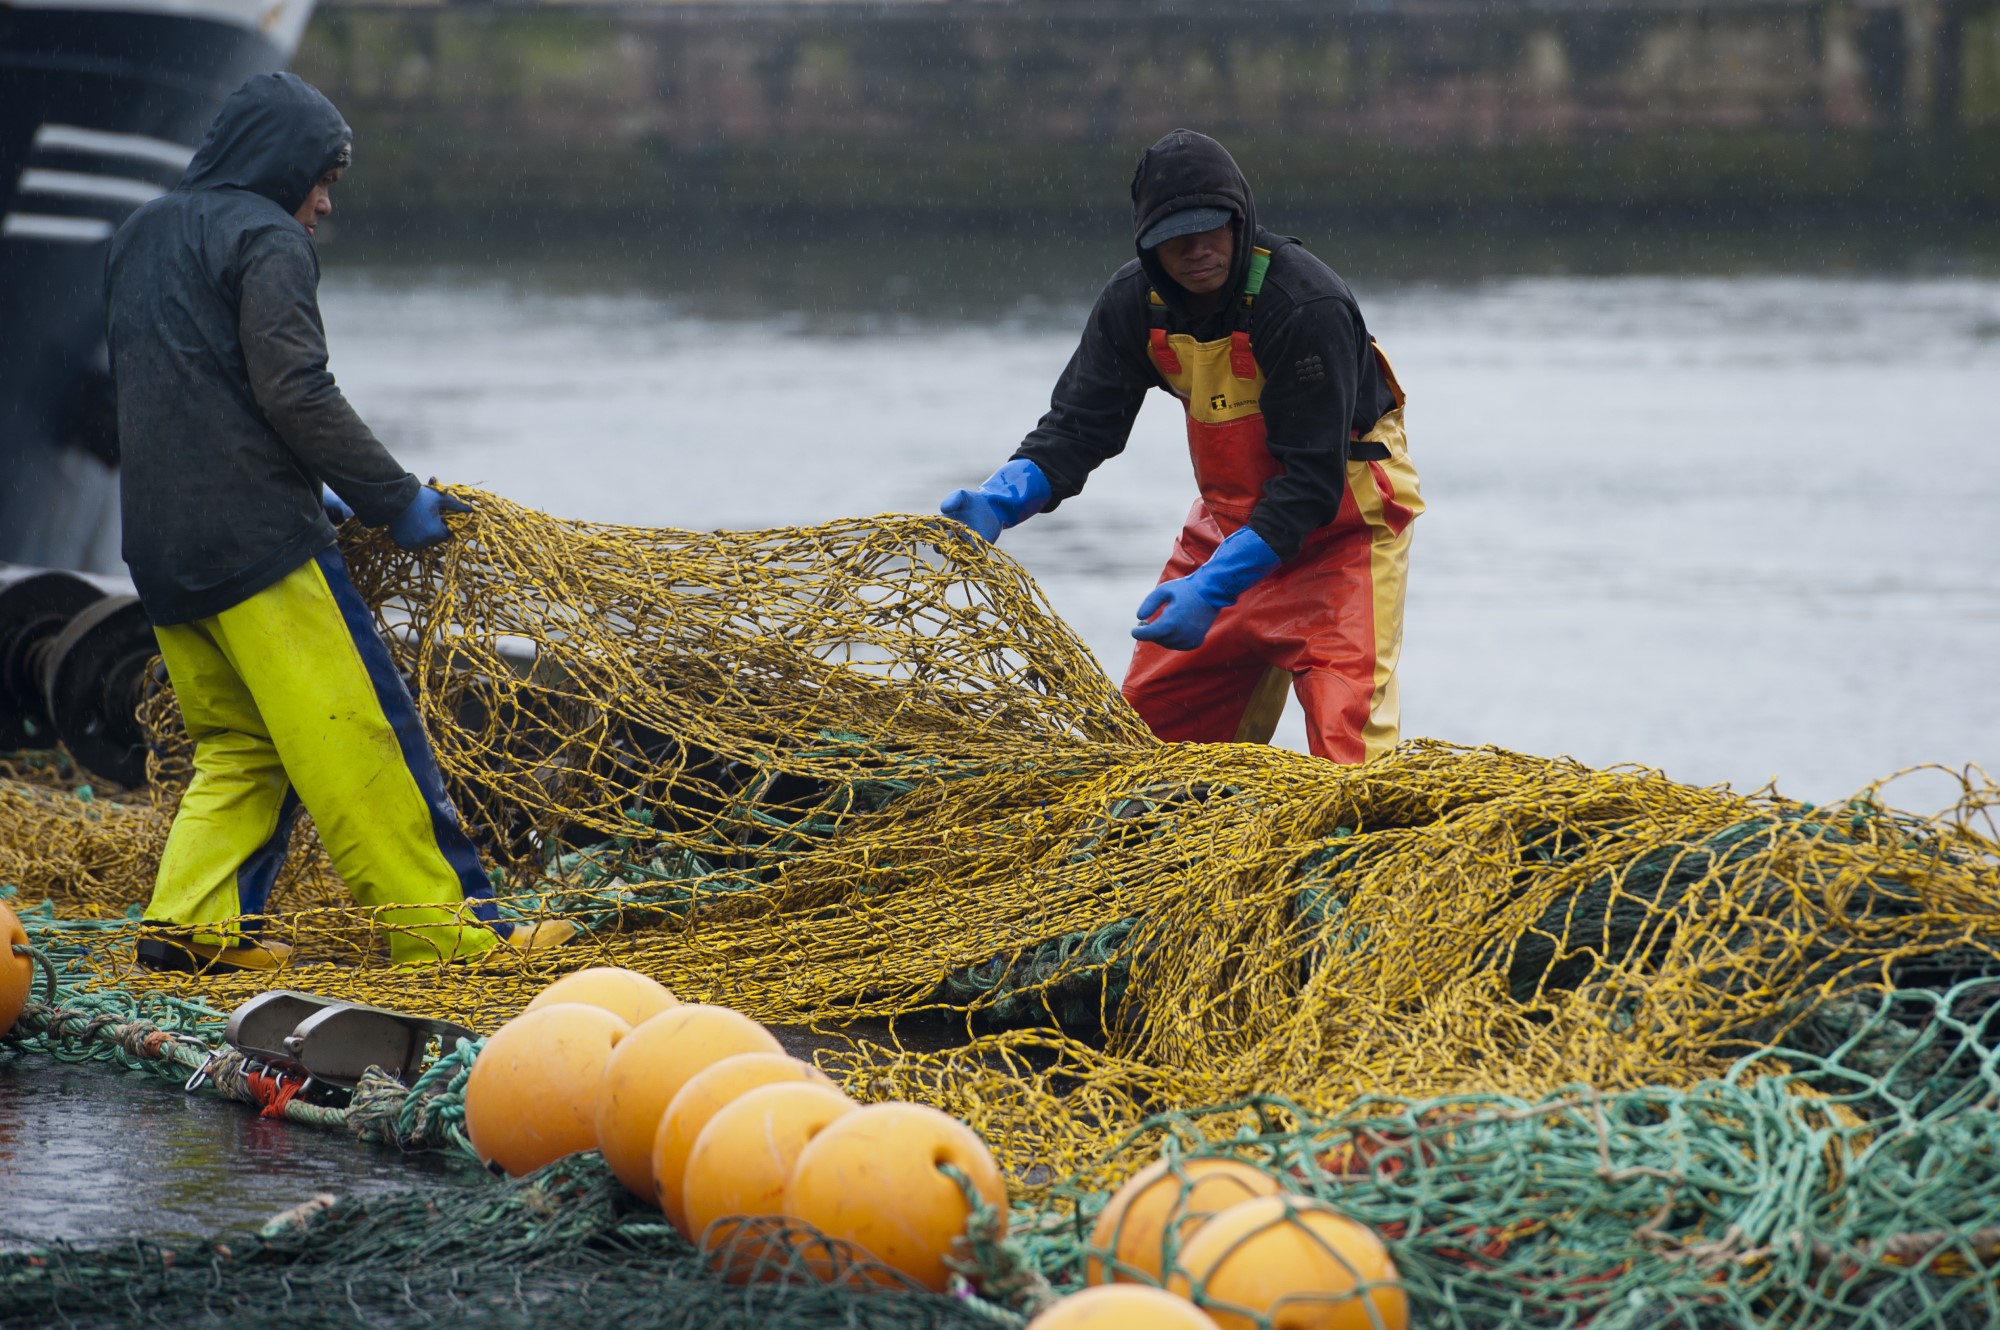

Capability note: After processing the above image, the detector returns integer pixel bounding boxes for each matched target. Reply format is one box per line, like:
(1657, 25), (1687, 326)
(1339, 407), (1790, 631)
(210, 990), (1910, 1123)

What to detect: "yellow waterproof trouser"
(145, 548), (500, 964)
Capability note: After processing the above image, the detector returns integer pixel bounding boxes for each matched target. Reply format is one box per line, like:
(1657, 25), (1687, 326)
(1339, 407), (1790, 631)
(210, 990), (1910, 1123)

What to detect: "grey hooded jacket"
(106, 72), (418, 625)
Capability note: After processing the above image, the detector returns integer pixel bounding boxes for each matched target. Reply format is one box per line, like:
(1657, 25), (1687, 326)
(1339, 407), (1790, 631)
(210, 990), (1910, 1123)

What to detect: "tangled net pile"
(4, 490), (1999, 1327)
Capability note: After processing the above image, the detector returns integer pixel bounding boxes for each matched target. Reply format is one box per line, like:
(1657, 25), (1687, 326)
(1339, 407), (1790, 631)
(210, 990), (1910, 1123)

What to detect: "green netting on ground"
(1, 1154), (1012, 1330)
(1033, 988), (2000, 1329)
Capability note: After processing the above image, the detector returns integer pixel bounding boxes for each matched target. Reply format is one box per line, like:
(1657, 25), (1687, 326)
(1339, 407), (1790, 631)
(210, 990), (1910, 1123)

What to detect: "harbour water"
(321, 221), (1999, 805)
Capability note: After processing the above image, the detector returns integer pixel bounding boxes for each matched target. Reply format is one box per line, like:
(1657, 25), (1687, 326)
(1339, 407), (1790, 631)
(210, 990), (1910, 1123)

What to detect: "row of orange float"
(462, 965), (1009, 1294)
(422, 965), (1407, 1329)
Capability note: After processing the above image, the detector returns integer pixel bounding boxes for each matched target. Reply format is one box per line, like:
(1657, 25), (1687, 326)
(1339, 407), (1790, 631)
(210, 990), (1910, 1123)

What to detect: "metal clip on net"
(224, 990), (478, 1093)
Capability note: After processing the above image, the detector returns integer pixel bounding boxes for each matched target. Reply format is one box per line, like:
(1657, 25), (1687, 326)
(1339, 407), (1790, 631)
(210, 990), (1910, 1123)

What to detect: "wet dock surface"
(0, 1054), (484, 1248)
(0, 1013), (987, 1250)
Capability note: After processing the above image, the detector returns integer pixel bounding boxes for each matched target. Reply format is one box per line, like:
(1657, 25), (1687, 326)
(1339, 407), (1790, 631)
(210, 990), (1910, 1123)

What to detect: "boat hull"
(1, 2), (312, 571)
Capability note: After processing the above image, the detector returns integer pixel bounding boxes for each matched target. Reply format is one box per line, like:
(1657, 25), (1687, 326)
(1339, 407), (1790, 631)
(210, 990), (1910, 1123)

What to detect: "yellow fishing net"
(5, 488), (1999, 1191)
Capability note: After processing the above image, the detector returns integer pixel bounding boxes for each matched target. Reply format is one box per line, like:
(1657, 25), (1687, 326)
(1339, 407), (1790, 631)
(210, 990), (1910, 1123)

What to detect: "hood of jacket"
(178, 72), (351, 215)
(1129, 129), (1257, 318)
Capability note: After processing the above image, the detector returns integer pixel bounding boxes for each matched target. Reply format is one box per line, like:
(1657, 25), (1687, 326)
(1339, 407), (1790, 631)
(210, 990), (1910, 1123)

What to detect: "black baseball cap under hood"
(1130, 129), (1257, 317)
(179, 72), (352, 215)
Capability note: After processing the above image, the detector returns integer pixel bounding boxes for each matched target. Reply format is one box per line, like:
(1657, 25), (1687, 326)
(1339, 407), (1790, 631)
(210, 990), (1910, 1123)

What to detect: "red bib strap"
(1149, 326), (1183, 376)
(1229, 330), (1256, 381)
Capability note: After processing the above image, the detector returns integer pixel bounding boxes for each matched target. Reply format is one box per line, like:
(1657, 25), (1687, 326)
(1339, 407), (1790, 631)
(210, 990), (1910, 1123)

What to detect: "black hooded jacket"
(1012, 130), (1399, 560)
(106, 72), (418, 625)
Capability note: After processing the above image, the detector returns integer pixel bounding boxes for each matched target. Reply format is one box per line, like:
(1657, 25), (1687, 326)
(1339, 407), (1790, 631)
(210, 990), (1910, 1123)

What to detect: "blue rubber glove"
(388, 486), (475, 552)
(321, 484), (354, 524)
(1131, 526), (1281, 652)
(940, 459), (1051, 544)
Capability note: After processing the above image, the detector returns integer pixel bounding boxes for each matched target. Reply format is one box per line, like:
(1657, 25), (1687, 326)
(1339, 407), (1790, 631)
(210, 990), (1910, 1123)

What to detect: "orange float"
(593, 1003), (783, 1199)
(0, 902), (33, 1037)
(525, 967), (679, 1027)
(464, 1002), (630, 1177)
(782, 1101), (1008, 1293)
(1026, 1285), (1223, 1329)
(682, 1081), (858, 1280)
(1086, 1157), (1282, 1285)
(1166, 1196), (1406, 1330)
(652, 1051), (838, 1234)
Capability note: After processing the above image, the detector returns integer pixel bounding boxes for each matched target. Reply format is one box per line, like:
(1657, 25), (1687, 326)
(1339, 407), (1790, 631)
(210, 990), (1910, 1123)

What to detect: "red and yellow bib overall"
(1122, 249), (1424, 763)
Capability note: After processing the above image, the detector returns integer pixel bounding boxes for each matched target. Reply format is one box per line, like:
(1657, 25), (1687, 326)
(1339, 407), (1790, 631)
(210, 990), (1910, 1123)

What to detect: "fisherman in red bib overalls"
(940, 129), (1423, 763)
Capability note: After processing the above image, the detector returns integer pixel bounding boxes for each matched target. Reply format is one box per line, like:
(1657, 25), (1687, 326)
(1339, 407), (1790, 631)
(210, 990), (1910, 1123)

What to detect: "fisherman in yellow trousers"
(104, 73), (565, 970)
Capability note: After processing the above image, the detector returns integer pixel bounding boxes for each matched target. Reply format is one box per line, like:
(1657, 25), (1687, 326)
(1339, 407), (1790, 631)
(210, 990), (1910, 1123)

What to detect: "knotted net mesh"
(4, 489), (1999, 1326)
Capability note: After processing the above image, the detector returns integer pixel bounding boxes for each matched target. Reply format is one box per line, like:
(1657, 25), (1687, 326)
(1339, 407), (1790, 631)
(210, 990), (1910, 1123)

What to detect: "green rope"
(938, 1160), (1048, 1322)
(9, 940), (58, 1009)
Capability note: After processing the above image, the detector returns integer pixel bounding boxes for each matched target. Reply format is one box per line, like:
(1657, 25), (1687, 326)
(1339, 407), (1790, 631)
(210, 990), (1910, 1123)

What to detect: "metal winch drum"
(0, 570), (103, 751)
(0, 569), (159, 787)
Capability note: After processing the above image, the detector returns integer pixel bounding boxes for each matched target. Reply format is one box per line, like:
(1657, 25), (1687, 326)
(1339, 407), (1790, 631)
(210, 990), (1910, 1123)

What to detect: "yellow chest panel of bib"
(1156, 333), (1267, 426)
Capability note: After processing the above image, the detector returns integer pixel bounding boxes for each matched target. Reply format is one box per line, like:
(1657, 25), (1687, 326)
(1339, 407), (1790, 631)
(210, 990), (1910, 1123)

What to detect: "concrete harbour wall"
(295, 0), (2000, 218)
